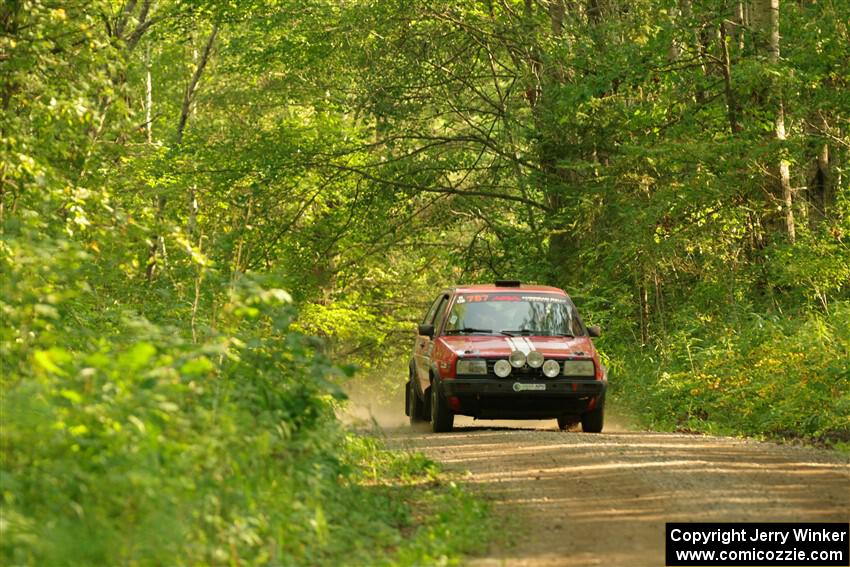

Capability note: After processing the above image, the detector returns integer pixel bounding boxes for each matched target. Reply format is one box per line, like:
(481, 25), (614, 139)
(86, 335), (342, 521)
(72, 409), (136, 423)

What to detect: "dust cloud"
(338, 372), (409, 430)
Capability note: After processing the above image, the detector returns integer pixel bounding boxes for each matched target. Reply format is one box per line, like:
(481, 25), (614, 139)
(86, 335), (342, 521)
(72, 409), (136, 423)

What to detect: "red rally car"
(405, 281), (607, 433)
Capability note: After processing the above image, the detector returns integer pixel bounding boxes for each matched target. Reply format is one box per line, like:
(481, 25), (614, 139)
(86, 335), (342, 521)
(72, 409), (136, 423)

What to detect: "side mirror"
(587, 325), (601, 338)
(418, 323), (435, 338)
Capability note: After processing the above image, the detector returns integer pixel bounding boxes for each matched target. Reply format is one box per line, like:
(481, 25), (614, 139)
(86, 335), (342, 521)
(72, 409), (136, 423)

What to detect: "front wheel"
(430, 382), (454, 433)
(407, 380), (426, 424)
(581, 405), (604, 433)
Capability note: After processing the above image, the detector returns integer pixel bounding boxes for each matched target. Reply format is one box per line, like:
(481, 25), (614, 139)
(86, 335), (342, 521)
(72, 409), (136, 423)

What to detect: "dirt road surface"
(382, 413), (850, 566)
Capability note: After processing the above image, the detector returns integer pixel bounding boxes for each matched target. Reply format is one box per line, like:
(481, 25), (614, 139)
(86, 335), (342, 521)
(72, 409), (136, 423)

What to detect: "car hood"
(438, 335), (595, 358)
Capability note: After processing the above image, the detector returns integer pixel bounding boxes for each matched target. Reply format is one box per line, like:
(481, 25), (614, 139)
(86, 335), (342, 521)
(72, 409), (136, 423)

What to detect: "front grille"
(486, 360), (546, 379)
(454, 358), (596, 380)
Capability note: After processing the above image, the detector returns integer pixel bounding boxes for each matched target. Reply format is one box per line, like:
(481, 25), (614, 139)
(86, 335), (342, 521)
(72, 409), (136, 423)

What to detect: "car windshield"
(443, 293), (583, 336)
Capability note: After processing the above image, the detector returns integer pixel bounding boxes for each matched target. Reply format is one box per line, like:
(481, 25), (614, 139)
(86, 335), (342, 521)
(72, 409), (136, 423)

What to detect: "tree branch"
(176, 24), (219, 144)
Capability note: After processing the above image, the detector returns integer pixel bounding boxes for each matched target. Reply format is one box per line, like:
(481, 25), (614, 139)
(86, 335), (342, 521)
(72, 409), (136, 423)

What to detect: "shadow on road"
(341, 380), (849, 566)
(389, 421), (850, 567)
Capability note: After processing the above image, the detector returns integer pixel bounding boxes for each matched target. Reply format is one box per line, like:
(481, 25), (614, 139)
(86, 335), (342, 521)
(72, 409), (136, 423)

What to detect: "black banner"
(666, 523), (849, 566)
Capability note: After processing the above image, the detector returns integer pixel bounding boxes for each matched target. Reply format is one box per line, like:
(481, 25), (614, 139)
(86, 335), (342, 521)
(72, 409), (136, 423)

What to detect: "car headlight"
(527, 351), (544, 368)
(456, 359), (487, 375)
(509, 350), (526, 368)
(542, 359), (561, 378)
(562, 360), (595, 376)
(493, 359), (512, 378)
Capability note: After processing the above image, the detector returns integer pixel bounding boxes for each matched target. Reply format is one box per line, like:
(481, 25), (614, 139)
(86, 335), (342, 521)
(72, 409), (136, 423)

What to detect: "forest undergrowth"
(2, 0), (848, 563)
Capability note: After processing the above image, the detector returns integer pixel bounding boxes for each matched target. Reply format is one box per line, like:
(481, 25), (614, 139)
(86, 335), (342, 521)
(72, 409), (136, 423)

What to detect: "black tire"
(581, 405), (604, 433)
(405, 378), (410, 417)
(430, 382), (454, 433)
(557, 417), (577, 431)
(407, 380), (426, 424)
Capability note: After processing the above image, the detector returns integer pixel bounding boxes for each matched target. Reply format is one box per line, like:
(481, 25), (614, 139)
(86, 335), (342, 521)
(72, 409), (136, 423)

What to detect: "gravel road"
(386, 415), (850, 567)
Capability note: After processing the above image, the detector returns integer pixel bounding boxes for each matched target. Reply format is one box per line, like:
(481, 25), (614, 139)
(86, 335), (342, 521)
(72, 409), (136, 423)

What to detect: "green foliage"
(0, 226), (489, 565)
(2, 0), (848, 562)
(609, 303), (850, 443)
(340, 435), (493, 566)
(1, 4), (491, 562)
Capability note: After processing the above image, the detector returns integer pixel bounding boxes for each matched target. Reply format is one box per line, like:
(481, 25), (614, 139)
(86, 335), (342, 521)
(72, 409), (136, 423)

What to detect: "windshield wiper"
(501, 329), (574, 337)
(444, 327), (493, 335)
(500, 329), (535, 336)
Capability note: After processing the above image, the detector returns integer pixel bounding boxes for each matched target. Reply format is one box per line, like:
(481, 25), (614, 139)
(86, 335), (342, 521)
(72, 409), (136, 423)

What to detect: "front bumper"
(441, 378), (607, 419)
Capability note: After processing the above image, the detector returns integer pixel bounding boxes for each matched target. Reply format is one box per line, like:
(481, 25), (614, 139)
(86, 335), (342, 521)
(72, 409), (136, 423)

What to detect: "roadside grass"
(605, 302), (850, 449)
(0, 237), (492, 566)
(1, 398), (491, 567)
(337, 434), (494, 566)
(335, 372), (495, 565)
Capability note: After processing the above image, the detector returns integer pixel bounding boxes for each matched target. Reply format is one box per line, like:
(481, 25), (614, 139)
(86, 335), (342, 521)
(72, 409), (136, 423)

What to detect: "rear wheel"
(430, 382), (454, 433)
(407, 380), (426, 424)
(581, 405), (604, 433)
(557, 417), (577, 431)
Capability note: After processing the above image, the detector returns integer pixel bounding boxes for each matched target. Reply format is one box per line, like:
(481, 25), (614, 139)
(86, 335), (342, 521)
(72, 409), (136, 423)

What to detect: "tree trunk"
(145, 45), (153, 144)
(776, 104), (795, 243)
(678, 0), (710, 104)
(639, 279), (650, 345)
(736, 1), (746, 51)
(754, 0), (796, 244)
(809, 113), (831, 225)
(718, 22), (741, 133)
(536, 0), (575, 274)
(146, 24), (219, 281)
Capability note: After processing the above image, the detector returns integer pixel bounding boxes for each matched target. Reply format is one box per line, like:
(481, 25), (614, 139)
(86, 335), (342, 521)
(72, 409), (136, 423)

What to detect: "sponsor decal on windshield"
(457, 294), (566, 303)
(521, 295), (567, 303)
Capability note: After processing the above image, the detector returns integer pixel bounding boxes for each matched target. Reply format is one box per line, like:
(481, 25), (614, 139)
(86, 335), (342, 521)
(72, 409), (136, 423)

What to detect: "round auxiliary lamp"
(542, 359), (561, 378)
(527, 351), (544, 368)
(493, 359), (512, 378)
(509, 350), (526, 368)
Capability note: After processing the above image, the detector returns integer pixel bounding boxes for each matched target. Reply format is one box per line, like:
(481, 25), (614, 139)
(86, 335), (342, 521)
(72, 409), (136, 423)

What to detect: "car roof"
(451, 283), (567, 295)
